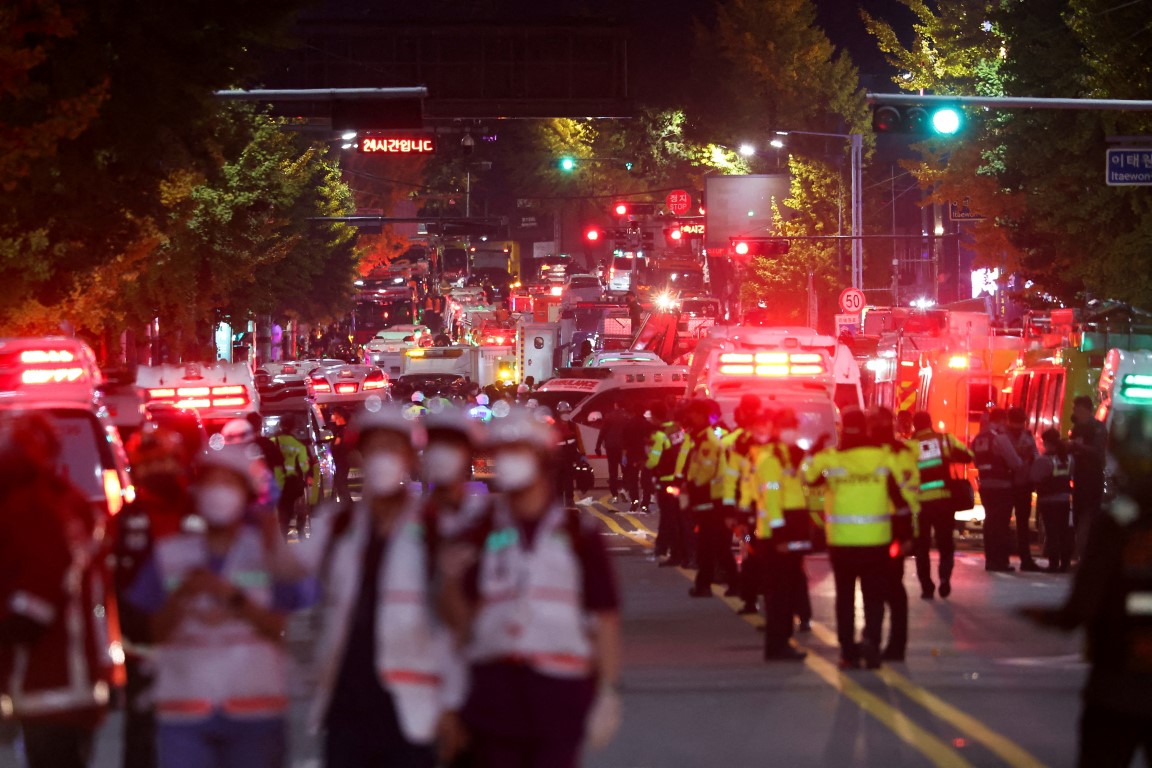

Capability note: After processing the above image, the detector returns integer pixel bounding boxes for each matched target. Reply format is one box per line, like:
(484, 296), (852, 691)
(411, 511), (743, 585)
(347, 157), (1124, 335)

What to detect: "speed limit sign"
(838, 287), (866, 313)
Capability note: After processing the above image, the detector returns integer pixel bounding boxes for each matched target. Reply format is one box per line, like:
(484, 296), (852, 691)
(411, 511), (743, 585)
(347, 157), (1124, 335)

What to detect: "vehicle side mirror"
(587, 411), (603, 423)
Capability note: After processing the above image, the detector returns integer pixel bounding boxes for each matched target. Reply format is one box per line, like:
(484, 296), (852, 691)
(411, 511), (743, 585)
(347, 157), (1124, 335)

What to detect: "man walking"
(908, 411), (972, 598)
(594, 401), (631, 503)
(971, 409), (1023, 572)
(1006, 407), (1041, 571)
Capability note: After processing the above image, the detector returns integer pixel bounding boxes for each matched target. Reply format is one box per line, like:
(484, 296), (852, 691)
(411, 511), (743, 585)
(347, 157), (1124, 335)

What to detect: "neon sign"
(358, 135), (437, 154)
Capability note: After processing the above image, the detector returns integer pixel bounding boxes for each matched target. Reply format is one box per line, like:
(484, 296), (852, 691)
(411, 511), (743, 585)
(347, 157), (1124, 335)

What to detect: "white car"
(307, 362), (390, 406)
(563, 274), (605, 305)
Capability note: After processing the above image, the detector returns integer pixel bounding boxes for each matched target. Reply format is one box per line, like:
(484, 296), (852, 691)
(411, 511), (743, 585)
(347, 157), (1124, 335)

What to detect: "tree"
(864, 0), (1152, 308)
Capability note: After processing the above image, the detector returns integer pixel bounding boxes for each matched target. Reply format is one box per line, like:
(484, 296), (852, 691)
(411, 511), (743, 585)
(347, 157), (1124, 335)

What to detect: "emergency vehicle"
(402, 345), (517, 388)
(136, 361), (259, 432)
(0, 337), (133, 517)
(533, 364), (690, 478)
(363, 326), (432, 377)
(1094, 348), (1152, 490)
(583, 350), (662, 367)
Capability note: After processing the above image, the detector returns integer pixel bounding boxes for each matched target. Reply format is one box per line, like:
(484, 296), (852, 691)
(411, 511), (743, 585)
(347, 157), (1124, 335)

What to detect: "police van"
(0, 337), (133, 517)
(534, 364), (690, 479)
(136, 361), (259, 433)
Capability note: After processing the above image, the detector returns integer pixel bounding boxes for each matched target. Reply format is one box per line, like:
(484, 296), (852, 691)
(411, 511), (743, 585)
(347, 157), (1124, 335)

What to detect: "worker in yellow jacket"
(675, 399), (733, 598)
(803, 407), (913, 670)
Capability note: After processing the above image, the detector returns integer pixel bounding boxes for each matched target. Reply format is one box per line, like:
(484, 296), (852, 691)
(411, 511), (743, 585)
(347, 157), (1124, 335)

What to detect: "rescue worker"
(1069, 394), (1107, 557)
(971, 408), (1023, 572)
(422, 407), (489, 538)
(115, 429), (195, 768)
(803, 407), (912, 669)
(304, 407), (466, 768)
(1006, 406), (1041, 571)
(647, 402), (687, 567)
(0, 414), (112, 768)
(441, 407), (622, 767)
(1030, 428), (1074, 573)
(594, 400), (631, 503)
(773, 410), (817, 633)
(722, 396), (764, 614)
(908, 411), (972, 599)
(273, 413), (312, 537)
(678, 399), (733, 597)
(1020, 409), (1152, 766)
(870, 407), (919, 662)
(553, 401), (583, 506)
(742, 409), (807, 661)
(406, 391), (429, 420)
(328, 407), (353, 504)
(125, 444), (312, 768)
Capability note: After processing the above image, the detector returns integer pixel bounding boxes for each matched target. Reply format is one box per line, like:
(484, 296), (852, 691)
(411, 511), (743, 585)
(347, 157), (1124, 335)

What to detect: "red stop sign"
(666, 189), (691, 215)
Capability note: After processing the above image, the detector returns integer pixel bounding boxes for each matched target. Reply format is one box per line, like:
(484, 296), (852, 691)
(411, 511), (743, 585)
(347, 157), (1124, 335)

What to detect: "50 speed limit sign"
(838, 287), (866, 313)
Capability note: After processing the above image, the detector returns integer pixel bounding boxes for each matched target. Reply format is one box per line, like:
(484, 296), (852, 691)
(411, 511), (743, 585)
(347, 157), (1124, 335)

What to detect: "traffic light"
(871, 104), (964, 136)
(613, 201), (629, 217)
(730, 237), (790, 259)
(559, 156), (577, 172)
(665, 226), (683, 244)
(584, 227), (601, 242)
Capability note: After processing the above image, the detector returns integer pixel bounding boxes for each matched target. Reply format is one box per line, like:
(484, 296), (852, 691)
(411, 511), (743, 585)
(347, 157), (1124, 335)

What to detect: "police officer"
(908, 411), (972, 598)
(722, 396), (762, 610)
(1030, 428), (1074, 573)
(803, 407), (912, 670)
(1069, 394), (1107, 556)
(553, 401), (583, 506)
(971, 408), (1023, 572)
(742, 409), (807, 661)
(1006, 406), (1041, 571)
(273, 413), (312, 537)
(869, 407), (919, 662)
(646, 402), (687, 567)
(1020, 409), (1152, 766)
(678, 399), (733, 597)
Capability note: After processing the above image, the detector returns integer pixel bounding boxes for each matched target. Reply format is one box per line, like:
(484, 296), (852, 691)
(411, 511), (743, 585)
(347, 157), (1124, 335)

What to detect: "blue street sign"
(1106, 148), (1152, 186)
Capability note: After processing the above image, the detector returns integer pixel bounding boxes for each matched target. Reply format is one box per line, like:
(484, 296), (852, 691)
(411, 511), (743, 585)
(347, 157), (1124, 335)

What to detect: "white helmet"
(554, 400), (573, 415)
(411, 391), (426, 404)
(475, 393), (490, 406)
(198, 443), (263, 495)
(487, 406), (557, 453)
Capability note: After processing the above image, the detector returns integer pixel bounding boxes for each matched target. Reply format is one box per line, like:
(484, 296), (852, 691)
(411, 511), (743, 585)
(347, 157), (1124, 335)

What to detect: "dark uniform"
(908, 423), (972, 598)
(971, 414), (1023, 571)
(647, 416), (687, 566)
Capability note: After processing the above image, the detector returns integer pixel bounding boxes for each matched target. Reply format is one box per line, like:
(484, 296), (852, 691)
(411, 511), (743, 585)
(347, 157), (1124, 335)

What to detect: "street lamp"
(774, 129), (864, 290)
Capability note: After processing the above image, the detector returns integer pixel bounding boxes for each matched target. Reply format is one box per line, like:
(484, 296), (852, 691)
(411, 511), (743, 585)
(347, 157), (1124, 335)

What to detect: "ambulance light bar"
(1120, 374), (1152, 401)
(146, 384), (252, 410)
(717, 352), (827, 377)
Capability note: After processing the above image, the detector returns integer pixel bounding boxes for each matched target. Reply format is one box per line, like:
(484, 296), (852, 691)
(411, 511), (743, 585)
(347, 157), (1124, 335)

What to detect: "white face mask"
(362, 451), (409, 497)
(423, 443), (470, 485)
(197, 484), (247, 527)
(492, 450), (539, 492)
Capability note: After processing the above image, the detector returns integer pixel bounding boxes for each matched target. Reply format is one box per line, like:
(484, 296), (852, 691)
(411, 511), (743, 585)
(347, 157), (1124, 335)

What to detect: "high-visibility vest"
(676, 429), (725, 502)
(803, 447), (899, 547)
(151, 528), (288, 722)
(747, 445), (786, 539)
(885, 442), (921, 518)
(646, 422), (684, 481)
(469, 505), (593, 679)
(307, 499), (464, 742)
(1036, 455), (1072, 503)
(273, 434), (310, 488)
(772, 443), (809, 511)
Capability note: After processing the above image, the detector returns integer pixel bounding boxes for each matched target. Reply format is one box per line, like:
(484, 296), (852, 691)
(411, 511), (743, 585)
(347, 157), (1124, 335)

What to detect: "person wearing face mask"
(304, 407), (466, 768)
(441, 407), (622, 768)
(114, 429), (196, 768)
(124, 444), (314, 768)
(422, 408), (489, 538)
(677, 399), (734, 597)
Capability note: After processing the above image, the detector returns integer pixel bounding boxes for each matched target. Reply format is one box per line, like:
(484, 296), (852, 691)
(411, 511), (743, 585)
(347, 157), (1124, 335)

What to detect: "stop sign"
(666, 189), (691, 215)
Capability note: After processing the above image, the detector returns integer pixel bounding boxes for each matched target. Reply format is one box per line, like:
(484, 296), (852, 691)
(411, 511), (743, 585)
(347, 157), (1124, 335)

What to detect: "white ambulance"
(136, 361), (259, 433)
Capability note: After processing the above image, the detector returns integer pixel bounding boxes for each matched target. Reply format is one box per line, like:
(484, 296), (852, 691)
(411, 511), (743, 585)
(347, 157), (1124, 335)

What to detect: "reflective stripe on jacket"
(802, 447), (902, 547)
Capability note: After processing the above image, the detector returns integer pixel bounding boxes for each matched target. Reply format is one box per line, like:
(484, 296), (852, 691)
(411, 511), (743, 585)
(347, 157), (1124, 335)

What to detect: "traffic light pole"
(850, 132), (863, 290)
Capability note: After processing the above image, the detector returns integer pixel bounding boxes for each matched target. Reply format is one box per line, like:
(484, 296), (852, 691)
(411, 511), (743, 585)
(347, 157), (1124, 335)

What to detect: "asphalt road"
(1, 495), (1098, 768)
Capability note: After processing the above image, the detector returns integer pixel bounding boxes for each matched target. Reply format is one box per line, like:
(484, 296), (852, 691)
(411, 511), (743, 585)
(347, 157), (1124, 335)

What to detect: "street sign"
(1106, 148), (1152, 186)
(835, 313), (861, 336)
(839, 287), (866, 313)
(949, 197), (985, 221)
(666, 189), (691, 215)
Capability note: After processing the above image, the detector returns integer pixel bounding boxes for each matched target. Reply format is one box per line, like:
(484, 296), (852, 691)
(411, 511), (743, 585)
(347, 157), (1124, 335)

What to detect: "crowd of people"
(1, 386), (1146, 768)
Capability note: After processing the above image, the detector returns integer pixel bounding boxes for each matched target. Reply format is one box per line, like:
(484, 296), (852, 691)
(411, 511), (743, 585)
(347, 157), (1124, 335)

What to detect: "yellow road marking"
(618, 511), (655, 536)
(807, 621), (1046, 768)
(585, 506), (652, 548)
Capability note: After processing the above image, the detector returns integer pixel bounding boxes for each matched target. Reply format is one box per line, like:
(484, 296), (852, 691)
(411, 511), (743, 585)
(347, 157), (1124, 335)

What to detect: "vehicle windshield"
(529, 390), (592, 412)
(648, 269), (705, 291)
(44, 410), (107, 500)
(569, 277), (600, 289)
(146, 408), (207, 455)
(613, 257), (638, 271)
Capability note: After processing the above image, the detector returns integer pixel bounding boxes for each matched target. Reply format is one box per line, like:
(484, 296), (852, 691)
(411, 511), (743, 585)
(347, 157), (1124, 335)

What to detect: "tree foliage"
(864, 0), (1152, 308)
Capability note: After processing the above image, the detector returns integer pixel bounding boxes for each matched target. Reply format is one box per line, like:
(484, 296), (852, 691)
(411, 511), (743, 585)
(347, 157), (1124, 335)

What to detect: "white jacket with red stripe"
(469, 504), (593, 678)
(305, 496), (466, 743)
(151, 528), (288, 722)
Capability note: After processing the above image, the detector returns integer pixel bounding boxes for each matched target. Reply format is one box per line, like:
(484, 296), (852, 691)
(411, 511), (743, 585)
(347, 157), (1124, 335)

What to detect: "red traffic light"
(734, 241), (750, 256)
(730, 237), (790, 259)
(613, 202), (629, 217)
(669, 228), (683, 241)
(585, 227), (601, 242)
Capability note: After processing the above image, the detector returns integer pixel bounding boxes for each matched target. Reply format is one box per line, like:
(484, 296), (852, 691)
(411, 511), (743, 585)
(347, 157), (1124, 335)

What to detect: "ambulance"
(136, 361), (259, 433)
(687, 326), (860, 448)
(1094, 348), (1152, 489)
(0, 337), (133, 517)
(534, 364), (690, 478)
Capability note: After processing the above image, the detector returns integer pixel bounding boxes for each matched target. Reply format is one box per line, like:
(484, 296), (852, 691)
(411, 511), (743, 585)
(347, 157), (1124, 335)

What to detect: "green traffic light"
(931, 107), (962, 136)
(559, 156), (576, 172)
